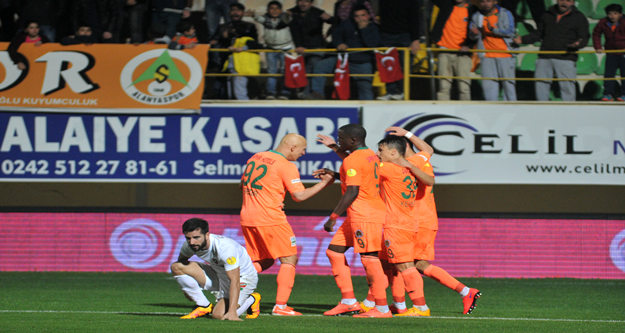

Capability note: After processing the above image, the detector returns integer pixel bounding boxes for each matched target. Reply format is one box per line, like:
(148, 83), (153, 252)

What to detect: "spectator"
(123, 0), (149, 43)
(431, 0), (478, 100)
(328, 0), (377, 37)
(308, 5), (380, 100)
(247, 1), (294, 100)
(288, 0), (333, 98)
(1, 0), (17, 42)
(593, 3), (625, 102)
(151, 0), (193, 38)
(168, 19), (198, 49)
(210, 3), (262, 100)
(15, 0), (66, 42)
(71, 0), (124, 43)
(513, 0), (589, 101)
(376, 0), (422, 100)
(8, 21), (49, 70)
(205, 0), (238, 40)
(60, 25), (98, 45)
(470, 0), (517, 101)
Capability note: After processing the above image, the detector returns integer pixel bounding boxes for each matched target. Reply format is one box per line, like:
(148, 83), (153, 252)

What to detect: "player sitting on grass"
(170, 218), (261, 320)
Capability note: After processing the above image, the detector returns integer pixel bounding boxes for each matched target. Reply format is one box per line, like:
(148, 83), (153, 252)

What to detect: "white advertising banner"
(363, 104), (625, 185)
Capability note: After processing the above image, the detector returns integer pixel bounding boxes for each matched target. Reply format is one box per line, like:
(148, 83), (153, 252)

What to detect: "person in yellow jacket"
(210, 3), (262, 100)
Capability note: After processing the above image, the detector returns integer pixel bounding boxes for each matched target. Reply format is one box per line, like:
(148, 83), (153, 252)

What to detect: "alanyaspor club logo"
(120, 49), (202, 105)
(391, 113), (479, 176)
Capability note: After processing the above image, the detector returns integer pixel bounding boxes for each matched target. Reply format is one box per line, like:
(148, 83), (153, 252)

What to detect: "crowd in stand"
(1, 0), (624, 101)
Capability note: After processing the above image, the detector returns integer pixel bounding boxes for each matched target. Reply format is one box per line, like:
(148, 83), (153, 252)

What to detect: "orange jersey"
(482, 10), (511, 58)
(410, 153), (438, 230)
(378, 161), (417, 232)
(240, 150), (305, 227)
(438, 4), (470, 49)
(172, 34), (198, 45)
(340, 147), (386, 223)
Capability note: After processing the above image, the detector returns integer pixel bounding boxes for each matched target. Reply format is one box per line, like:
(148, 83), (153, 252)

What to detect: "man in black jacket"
(513, 0), (589, 101)
(308, 5), (380, 100)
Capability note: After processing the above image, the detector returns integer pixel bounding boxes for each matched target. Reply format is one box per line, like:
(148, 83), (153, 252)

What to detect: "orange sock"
(276, 262), (296, 305)
(326, 249), (355, 299)
(384, 267), (405, 302)
(360, 255), (388, 306)
(423, 265), (464, 292)
(253, 261), (263, 273)
(401, 267), (425, 306)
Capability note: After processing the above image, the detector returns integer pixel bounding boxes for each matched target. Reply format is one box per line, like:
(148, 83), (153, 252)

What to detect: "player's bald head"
(279, 133), (306, 146)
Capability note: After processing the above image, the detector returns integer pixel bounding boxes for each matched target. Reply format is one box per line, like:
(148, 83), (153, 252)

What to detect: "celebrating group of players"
(169, 123), (481, 320)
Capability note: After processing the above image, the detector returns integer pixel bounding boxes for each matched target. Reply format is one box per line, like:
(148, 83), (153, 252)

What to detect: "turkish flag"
(284, 54), (308, 88)
(332, 54), (350, 100)
(375, 47), (403, 83)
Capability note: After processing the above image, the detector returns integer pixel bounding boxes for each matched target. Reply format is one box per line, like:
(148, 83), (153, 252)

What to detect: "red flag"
(284, 54), (308, 88)
(375, 47), (404, 83)
(332, 54), (350, 100)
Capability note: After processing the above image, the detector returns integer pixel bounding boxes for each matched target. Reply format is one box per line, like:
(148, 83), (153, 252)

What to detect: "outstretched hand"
(313, 168), (336, 179)
(316, 134), (337, 148)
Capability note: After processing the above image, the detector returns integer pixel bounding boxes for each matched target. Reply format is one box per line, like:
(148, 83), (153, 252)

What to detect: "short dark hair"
(176, 19), (194, 34)
(231, 3), (245, 11)
(352, 5), (369, 15)
(182, 218), (209, 234)
(339, 123), (367, 141)
(378, 135), (407, 156)
(605, 4), (622, 14)
(268, 1), (282, 9)
(23, 20), (39, 30)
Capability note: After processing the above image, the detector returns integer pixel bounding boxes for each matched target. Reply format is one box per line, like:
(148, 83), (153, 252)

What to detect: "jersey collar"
(269, 149), (286, 158)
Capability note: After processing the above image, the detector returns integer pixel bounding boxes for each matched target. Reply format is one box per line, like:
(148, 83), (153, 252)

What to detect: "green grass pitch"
(0, 272), (623, 332)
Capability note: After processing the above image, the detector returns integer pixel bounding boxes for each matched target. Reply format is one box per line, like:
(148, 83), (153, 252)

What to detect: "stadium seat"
(544, 0), (555, 9)
(576, 53), (598, 75)
(596, 55), (621, 76)
(516, 1), (534, 20)
(591, 0), (614, 19)
(519, 53), (538, 71)
(574, 0), (594, 18)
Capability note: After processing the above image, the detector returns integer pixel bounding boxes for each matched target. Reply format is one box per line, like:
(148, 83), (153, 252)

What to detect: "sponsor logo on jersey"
(347, 169), (357, 177)
(227, 256), (237, 265)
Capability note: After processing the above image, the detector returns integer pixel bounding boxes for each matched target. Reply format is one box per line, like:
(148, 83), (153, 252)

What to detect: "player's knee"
(211, 312), (223, 319)
(170, 262), (184, 275)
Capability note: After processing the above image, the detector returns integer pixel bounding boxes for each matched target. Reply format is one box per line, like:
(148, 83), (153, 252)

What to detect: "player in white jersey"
(171, 218), (261, 321)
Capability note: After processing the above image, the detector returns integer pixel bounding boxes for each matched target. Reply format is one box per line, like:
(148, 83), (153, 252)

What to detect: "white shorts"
(198, 262), (258, 306)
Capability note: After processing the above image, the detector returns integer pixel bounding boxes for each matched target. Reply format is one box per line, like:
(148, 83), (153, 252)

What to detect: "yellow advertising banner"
(0, 43), (209, 113)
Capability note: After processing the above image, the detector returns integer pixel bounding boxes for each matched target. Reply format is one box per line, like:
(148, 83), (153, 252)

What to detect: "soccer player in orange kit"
(314, 124), (391, 318)
(240, 133), (335, 316)
(386, 126), (482, 315)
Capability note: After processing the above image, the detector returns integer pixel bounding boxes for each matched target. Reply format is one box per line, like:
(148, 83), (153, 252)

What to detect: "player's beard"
(190, 237), (207, 251)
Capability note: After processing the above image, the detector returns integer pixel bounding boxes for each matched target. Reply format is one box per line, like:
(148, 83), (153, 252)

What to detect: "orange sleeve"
(279, 161), (306, 194)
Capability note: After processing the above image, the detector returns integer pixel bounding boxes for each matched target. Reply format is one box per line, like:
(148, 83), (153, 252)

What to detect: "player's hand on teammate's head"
(316, 134), (337, 148)
(385, 126), (408, 137)
(391, 157), (410, 168)
(312, 168), (335, 178)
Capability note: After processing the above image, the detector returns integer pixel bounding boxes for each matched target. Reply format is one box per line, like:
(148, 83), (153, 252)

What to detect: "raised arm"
(393, 157), (434, 186)
(317, 134), (349, 159)
(385, 126), (434, 156)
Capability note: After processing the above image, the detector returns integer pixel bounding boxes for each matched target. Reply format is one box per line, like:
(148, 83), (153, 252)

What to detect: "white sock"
(236, 295), (256, 316)
(362, 299), (375, 308)
(415, 305), (429, 312)
(393, 301), (407, 310)
(459, 287), (470, 297)
(341, 298), (357, 305)
(275, 304), (286, 309)
(174, 274), (210, 307)
(376, 305), (390, 313)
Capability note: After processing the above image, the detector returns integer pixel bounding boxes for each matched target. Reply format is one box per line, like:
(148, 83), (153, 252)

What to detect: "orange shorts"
(382, 228), (417, 263)
(414, 227), (437, 260)
(330, 219), (384, 254)
(241, 224), (297, 261)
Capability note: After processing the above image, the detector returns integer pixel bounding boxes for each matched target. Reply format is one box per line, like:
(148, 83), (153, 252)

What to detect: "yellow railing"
(206, 47), (625, 101)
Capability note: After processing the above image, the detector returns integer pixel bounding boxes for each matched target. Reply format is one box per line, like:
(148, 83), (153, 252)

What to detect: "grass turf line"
(0, 272), (623, 332)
